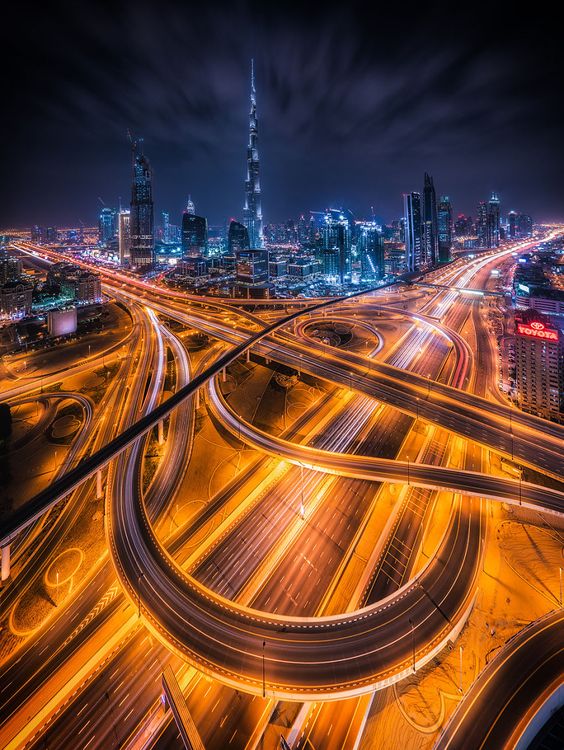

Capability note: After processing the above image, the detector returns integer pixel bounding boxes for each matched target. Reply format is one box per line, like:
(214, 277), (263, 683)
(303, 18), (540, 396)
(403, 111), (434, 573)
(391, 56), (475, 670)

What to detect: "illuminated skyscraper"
(228, 220), (250, 254)
(477, 200), (488, 247)
(129, 139), (154, 268)
(422, 173), (438, 265)
(98, 207), (116, 245)
(514, 310), (563, 422)
(118, 210), (131, 265)
(357, 222), (384, 280)
(181, 198), (208, 258)
(320, 209), (352, 285)
(243, 60), (263, 249)
(403, 192), (422, 272)
(487, 191), (501, 248)
(437, 195), (452, 262)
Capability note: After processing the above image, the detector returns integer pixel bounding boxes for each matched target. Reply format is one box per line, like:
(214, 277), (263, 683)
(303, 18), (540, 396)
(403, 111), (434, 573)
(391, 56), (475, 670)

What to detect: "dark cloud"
(1, 0), (562, 226)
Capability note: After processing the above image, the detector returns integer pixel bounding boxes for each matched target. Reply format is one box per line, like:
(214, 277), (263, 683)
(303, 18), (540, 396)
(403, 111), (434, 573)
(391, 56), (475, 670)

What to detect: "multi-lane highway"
(2, 232), (562, 748)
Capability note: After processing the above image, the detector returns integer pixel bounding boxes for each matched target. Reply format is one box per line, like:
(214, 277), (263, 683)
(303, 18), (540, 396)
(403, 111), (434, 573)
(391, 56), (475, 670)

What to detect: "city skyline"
(1, 1), (564, 227)
(1, 4), (564, 749)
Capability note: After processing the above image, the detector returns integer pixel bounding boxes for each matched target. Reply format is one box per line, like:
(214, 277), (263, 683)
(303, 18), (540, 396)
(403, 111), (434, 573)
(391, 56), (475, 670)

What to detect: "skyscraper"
(437, 195), (452, 263)
(403, 192), (422, 272)
(118, 210), (131, 265)
(357, 222), (384, 280)
(508, 210), (517, 239)
(181, 198), (208, 258)
(320, 210), (352, 285)
(228, 220), (250, 254)
(98, 207), (116, 245)
(129, 139), (154, 268)
(243, 60), (263, 249)
(422, 173), (438, 266)
(486, 191), (501, 248)
(476, 200), (488, 247)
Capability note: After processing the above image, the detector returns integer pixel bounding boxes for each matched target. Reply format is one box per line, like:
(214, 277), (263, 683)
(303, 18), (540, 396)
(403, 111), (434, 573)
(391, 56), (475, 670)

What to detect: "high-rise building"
(181, 198), (208, 258)
(357, 222), (384, 280)
(243, 60), (263, 249)
(486, 192), (501, 248)
(98, 207), (116, 245)
(227, 220), (250, 254)
(297, 215), (308, 245)
(437, 195), (452, 263)
(129, 140), (154, 268)
(403, 192), (422, 272)
(454, 214), (473, 237)
(517, 214), (533, 238)
(508, 210), (517, 239)
(422, 173), (438, 266)
(118, 210), (131, 265)
(320, 210), (352, 284)
(476, 201), (488, 247)
(514, 310), (563, 422)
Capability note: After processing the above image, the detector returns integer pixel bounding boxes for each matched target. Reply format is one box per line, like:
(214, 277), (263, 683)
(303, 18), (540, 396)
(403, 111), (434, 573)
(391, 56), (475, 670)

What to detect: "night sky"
(1, 0), (563, 228)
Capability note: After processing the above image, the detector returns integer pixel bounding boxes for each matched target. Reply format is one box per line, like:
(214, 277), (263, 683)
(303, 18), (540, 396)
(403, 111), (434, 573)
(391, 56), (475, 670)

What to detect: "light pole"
(137, 573), (145, 618)
(299, 463), (305, 519)
(262, 640), (266, 698)
(560, 567), (562, 608)
(427, 373), (431, 399)
(408, 618), (415, 673)
(406, 455), (410, 486)
(459, 646), (463, 694)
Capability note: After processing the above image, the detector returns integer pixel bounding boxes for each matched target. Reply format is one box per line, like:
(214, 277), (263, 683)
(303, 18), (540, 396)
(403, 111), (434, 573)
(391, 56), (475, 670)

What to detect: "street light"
(262, 640), (266, 698)
(408, 617), (415, 673)
(406, 455), (410, 486)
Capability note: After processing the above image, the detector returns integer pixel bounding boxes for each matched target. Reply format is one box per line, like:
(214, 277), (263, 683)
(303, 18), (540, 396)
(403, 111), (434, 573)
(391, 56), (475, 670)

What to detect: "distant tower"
(437, 196), (452, 263)
(181, 198), (208, 258)
(422, 173), (438, 266)
(487, 191), (501, 248)
(243, 59), (263, 249)
(129, 138), (154, 267)
(403, 192), (422, 272)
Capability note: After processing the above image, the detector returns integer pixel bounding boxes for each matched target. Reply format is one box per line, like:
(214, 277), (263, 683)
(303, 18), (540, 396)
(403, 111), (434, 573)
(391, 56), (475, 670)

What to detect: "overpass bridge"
(410, 281), (505, 297)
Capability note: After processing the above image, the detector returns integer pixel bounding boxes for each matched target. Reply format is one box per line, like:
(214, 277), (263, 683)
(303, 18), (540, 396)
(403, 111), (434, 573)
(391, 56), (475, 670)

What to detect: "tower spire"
(243, 58), (262, 248)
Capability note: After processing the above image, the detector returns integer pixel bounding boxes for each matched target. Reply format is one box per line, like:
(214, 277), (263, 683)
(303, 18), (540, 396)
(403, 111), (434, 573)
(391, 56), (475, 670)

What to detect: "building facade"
(422, 173), (438, 266)
(403, 192), (422, 272)
(181, 200), (208, 258)
(0, 281), (33, 319)
(243, 60), (263, 249)
(437, 195), (452, 263)
(129, 141), (154, 268)
(514, 310), (563, 422)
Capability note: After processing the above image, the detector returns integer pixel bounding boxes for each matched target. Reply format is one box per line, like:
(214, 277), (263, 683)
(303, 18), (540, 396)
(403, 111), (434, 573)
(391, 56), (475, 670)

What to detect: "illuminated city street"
(1, 3), (563, 750)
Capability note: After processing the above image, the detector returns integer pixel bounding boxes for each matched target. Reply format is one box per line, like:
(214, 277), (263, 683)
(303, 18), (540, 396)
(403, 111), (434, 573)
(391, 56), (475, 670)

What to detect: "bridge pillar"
(222, 367), (227, 382)
(246, 349), (250, 363)
(96, 469), (104, 500)
(195, 388), (200, 409)
(158, 420), (164, 445)
(1, 545), (10, 582)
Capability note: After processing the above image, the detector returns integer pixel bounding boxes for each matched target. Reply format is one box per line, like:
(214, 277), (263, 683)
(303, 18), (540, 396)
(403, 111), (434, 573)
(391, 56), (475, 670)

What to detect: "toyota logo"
(530, 321), (544, 330)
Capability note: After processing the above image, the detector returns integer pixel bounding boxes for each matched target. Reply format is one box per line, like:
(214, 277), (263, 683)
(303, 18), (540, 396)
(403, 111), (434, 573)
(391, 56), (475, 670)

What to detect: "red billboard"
(516, 320), (558, 341)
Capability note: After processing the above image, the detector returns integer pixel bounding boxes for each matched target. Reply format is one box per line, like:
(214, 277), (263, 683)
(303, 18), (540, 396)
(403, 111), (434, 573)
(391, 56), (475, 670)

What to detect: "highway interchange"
(0, 232), (563, 749)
